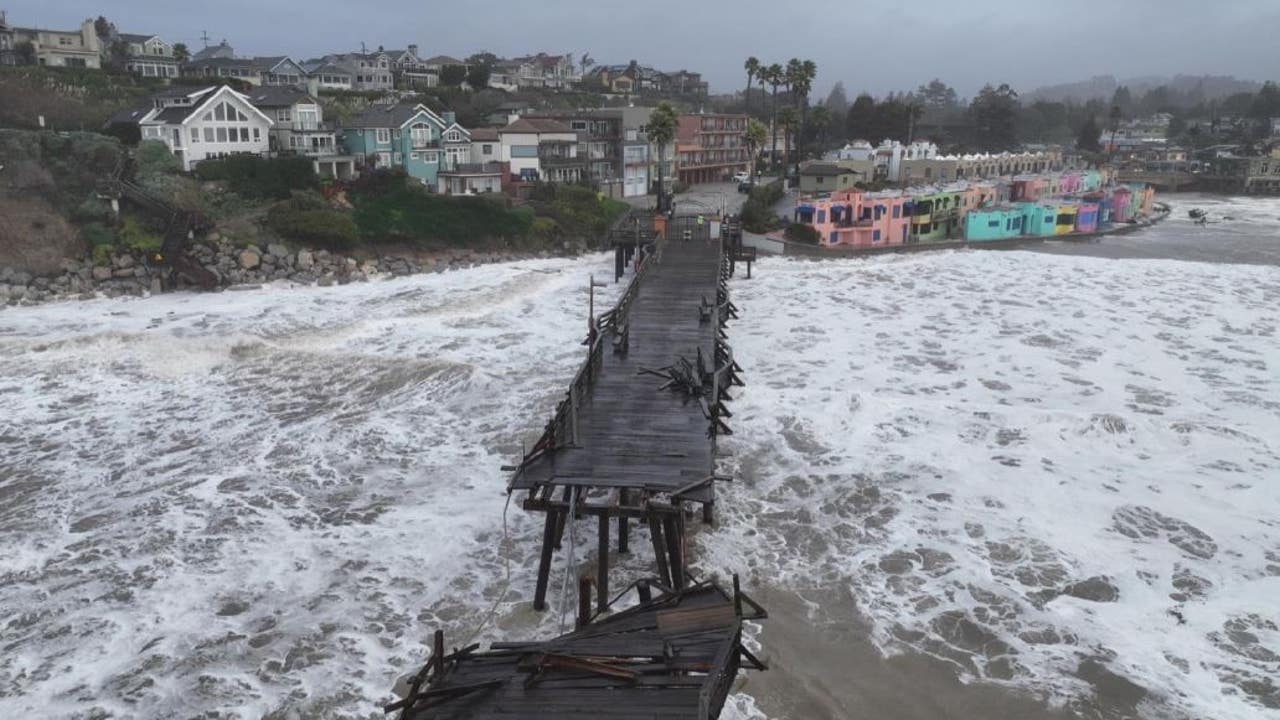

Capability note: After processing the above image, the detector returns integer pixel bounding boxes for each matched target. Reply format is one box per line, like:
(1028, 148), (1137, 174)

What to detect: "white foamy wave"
(0, 255), (625, 718)
(704, 250), (1280, 719)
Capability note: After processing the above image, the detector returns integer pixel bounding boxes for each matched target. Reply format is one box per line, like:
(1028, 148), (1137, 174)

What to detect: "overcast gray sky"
(9, 0), (1279, 98)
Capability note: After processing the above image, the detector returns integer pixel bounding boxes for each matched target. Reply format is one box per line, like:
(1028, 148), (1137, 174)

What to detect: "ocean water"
(1, 195), (1278, 719)
(0, 256), (627, 719)
(704, 216), (1280, 718)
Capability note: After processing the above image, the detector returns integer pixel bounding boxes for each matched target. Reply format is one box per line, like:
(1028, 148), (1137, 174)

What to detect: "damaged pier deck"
(391, 580), (767, 720)
(509, 215), (744, 611)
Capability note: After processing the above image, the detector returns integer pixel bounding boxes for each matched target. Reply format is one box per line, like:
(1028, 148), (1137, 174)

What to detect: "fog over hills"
(1024, 74), (1262, 105)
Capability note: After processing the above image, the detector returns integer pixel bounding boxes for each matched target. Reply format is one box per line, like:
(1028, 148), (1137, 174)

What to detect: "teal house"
(964, 206), (1024, 241)
(1018, 202), (1058, 237)
(342, 103), (471, 185)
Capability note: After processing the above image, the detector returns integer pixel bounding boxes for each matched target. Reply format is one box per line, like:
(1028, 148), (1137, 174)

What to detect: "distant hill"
(1024, 74), (1262, 105)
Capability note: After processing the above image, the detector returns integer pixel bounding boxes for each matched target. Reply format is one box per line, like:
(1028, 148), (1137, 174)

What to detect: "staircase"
(106, 155), (219, 290)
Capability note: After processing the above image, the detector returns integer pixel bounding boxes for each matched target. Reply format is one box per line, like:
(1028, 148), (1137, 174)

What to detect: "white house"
(107, 32), (179, 78)
(469, 128), (500, 165)
(137, 86), (273, 171)
(499, 117), (583, 183)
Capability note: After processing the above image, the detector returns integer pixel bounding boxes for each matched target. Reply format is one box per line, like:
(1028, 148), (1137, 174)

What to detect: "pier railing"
(513, 224), (663, 474)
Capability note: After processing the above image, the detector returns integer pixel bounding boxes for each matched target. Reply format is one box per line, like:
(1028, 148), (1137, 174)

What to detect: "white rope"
(461, 490), (513, 649)
(557, 487), (579, 634)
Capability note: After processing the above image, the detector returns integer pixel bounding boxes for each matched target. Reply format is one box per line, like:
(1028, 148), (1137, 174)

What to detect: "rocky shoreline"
(0, 235), (592, 308)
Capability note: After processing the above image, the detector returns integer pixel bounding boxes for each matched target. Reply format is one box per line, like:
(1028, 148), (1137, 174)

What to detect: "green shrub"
(352, 176), (533, 245)
(92, 244), (113, 267)
(118, 215), (163, 252)
(193, 155), (316, 200)
(783, 222), (821, 245)
(73, 196), (113, 223)
(267, 196), (358, 251)
(135, 139), (181, 179)
(740, 179), (785, 234)
(81, 222), (116, 247)
(530, 216), (560, 240)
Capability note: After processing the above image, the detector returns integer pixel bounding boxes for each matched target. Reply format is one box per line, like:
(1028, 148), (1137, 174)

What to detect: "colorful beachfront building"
(341, 103), (468, 184)
(794, 172), (1157, 247)
(963, 206), (1025, 241)
(793, 188), (911, 247)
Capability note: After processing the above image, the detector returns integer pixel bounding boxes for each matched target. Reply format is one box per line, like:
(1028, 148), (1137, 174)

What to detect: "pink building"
(1058, 172), (1083, 195)
(794, 189), (911, 247)
(1011, 175), (1048, 202)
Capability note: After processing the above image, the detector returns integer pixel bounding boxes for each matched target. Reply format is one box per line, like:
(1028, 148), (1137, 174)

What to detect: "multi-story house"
(656, 70), (707, 96)
(191, 40), (234, 62)
(468, 128), (501, 165)
(341, 103), (457, 184)
(523, 111), (621, 189)
(99, 30), (179, 78)
(3, 17), (101, 68)
(324, 52), (392, 91)
(499, 118), (584, 184)
(244, 85), (356, 179)
(0, 12), (14, 66)
(181, 56), (260, 84)
(385, 45), (433, 88)
(134, 85), (273, 171)
(675, 113), (749, 185)
(420, 55), (466, 86)
(301, 61), (353, 91)
(511, 53), (577, 90)
(249, 56), (307, 87)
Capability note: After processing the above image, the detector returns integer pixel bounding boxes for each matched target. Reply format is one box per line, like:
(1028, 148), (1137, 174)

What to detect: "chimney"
(408, 43), (418, 58)
(307, 76), (319, 98)
(443, 110), (456, 126)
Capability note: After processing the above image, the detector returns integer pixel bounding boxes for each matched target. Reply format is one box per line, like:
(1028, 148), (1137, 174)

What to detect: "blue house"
(342, 103), (469, 185)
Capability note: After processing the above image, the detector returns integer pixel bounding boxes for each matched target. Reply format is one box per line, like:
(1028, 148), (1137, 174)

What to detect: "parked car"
(732, 171), (751, 184)
(737, 180), (754, 194)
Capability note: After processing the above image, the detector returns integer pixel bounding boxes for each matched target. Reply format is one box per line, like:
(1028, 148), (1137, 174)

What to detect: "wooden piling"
(533, 510), (558, 611)
(596, 514), (609, 613)
(577, 576), (593, 629)
(649, 511), (671, 588)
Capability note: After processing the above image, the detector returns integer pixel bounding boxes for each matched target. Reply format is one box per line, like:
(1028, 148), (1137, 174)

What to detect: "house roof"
(191, 42), (233, 61)
(347, 103), (443, 129)
(116, 32), (157, 44)
(502, 118), (572, 134)
(802, 163), (859, 177)
(470, 128), (500, 141)
(422, 54), (463, 65)
(246, 85), (314, 108)
(306, 62), (351, 76)
(105, 104), (152, 126)
(141, 86), (274, 127)
(185, 56), (256, 69)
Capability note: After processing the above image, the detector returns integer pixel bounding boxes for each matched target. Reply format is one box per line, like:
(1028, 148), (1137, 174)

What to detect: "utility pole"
(200, 30), (210, 48)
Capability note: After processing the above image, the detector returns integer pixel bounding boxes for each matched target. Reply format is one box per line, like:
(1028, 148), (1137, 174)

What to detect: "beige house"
(6, 18), (101, 68)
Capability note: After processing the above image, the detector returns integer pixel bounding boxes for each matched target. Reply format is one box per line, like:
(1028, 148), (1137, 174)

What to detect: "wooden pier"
(389, 579), (767, 720)
(508, 214), (744, 611)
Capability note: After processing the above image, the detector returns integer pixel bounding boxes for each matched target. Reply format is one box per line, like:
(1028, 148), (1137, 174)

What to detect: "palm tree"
(778, 107), (798, 184)
(809, 105), (831, 149)
(745, 118), (768, 178)
(744, 57), (760, 113)
(791, 60), (817, 180)
(765, 63), (783, 171)
(648, 102), (679, 209)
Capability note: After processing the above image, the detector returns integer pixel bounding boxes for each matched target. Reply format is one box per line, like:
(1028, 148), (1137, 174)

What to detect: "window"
(278, 108), (292, 123)
(892, 205), (901, 219)
(253, 128), (260, 141)
(190, 128), (200, 143)
(816, 176), (824, 184)
(239, 128), (249, 142)
(424, 152), (439, 163)
(989, 219), (1001, 228)
(816, 210), (826, 224)
(204, 127), (214, 142)
(482, 144), (493, 154)
(215, 104), (226, 122)
(393, 152), (402, 163)
(216, 127), (227, 142)
(377, 152), (392, 166)
(411, 123), (432, 146)
(376, 128), (391, 144)
(873, 230), (881, 241)
(410, 152), (419, 160)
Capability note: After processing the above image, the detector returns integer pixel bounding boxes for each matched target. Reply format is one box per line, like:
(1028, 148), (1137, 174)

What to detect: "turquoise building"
(964, 206), (1024, 241)
(1017, 202), (1058, 237)
(341, 103), (471, 184)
